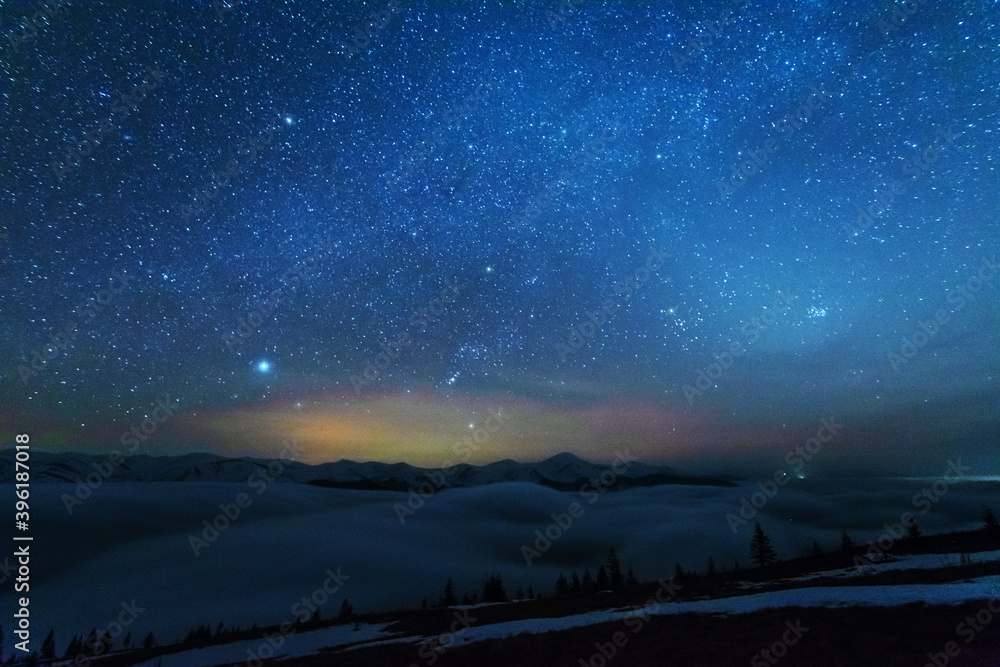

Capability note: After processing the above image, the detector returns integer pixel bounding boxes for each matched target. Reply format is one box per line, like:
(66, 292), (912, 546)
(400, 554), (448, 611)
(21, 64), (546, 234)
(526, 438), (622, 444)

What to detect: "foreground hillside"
(55, 533), (997, 667)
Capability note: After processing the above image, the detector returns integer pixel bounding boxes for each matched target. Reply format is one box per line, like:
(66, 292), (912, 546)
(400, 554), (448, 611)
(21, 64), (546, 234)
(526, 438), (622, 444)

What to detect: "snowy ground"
(4, 477), (997, 657)
(736, 549), (1000, 589)
(353, 575), (1000, 655)
(129, 572), (1000, 666)
(128, 623), (391, 667)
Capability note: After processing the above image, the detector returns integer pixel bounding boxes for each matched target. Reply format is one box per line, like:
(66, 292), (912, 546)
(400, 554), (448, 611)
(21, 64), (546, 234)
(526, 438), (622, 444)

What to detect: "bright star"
(257, 361), (271, 373)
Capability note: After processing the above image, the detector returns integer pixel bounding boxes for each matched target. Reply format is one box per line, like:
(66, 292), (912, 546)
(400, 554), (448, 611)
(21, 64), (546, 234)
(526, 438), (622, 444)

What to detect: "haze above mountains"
(0, 450), (738, 491)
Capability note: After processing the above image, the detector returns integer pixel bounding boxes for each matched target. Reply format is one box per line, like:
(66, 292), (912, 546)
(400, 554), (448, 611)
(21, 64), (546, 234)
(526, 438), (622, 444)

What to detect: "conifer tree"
(595, 565), (610, 589)
(750, 522), (777, 567)
(606, 548), (624, 587)
(439, 577), (458, 607)
(41, 631), (55, 661)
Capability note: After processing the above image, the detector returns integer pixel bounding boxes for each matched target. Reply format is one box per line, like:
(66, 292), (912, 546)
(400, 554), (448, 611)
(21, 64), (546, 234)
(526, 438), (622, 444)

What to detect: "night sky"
(2, 0), (997, 474)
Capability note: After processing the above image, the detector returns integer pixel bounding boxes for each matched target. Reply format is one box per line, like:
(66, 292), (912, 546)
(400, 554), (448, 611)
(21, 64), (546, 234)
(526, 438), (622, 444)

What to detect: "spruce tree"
(65, 635), (82, 658)
(440, 577), (458, 607)
(582, 568), (593, 589)
(811, 540), (823, 556)
(571, 572), (581, 591)
(339, 599), (354, 620)
(41, 631), (56, 661)
(840, 528), (855, 554)
(626, 566), (638, 586)
(606, 548), (623, 588)
(750, 522), (777, 567)
(706, 557), (716, 577)
(555, 573), (569, 595)
(142, 632), (156, 650)
(595, 565), (610, 589)
(84, 629), (98, 656)
(482, 574), (508, 602)
(983, 505), (999, 533)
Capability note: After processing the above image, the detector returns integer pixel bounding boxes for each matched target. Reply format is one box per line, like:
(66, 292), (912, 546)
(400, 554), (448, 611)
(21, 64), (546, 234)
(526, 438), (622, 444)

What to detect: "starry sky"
(1, 0), (997, 474)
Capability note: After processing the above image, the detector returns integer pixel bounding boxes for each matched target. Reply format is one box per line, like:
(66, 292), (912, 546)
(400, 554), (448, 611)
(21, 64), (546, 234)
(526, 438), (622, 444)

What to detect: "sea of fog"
(3, 476), (999, 652)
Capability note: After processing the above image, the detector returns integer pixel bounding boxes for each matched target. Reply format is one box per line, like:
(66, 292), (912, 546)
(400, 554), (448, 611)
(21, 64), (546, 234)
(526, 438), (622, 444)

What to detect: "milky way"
(1, 1), (997, 471)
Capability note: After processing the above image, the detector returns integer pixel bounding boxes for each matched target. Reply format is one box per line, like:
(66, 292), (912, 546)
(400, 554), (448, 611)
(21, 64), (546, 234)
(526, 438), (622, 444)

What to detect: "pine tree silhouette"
(606, 548), (623, 587)
(84, 629), (98, 657)
(571, 572), (581, 591)
(840, 528), (855, 554)
(811, 540), (823, 556)
(626, 566), (638, 586)
(983, 505), (999, 533)
(439, 577), (458, 607)
(41, 630), (56, 661)
(482, 574), (508, 602)
(555, 573), (569, 595)
(595, 565), (610, 589)
(582, 568), (593, 589)
(706, 557), (716, 577)
(750, 522), (777, 567)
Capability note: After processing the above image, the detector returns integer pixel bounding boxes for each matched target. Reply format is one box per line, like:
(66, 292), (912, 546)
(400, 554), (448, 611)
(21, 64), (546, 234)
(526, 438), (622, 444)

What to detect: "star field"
(1, 0), (997, 467)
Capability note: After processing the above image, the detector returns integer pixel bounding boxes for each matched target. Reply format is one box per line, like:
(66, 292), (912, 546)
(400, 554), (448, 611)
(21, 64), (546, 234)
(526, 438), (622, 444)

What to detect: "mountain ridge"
(0, 449), (739, 490)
